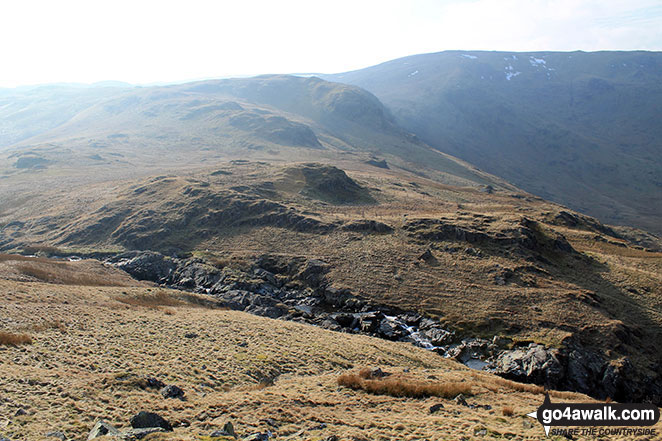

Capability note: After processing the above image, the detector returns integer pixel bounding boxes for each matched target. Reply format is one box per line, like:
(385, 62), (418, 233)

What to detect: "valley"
(0, 68), (661, 441)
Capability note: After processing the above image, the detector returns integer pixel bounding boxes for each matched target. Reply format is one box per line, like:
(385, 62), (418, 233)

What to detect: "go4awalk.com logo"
(527, 394), (660, 437)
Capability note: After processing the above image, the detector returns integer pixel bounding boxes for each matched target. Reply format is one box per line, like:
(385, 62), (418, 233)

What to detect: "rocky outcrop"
(490, 341), (662, 404)
(403, 217), (577, 259)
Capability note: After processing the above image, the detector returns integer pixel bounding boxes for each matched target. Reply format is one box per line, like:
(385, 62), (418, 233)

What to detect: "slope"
(4, 265), (657, 441)
(323, 50), (662, 234)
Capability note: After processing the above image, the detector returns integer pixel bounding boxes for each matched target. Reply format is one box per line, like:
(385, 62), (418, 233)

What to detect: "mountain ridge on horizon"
(322, 49), (662, 234)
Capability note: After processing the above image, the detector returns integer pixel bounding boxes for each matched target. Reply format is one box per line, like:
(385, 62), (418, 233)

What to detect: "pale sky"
(1, 0), (661, 87)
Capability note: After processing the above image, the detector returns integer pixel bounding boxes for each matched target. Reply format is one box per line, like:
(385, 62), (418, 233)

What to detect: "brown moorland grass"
(337, 371), (473, 399)
(113, 290), (226, 311)
(3, 278), (660, 440)
(15, 262), (123, 286)
(0, 331), (33, 346)
(114, 291), (186, 309)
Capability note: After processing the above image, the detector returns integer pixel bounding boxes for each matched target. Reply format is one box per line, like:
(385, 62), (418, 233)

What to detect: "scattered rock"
(377, 317), (404, 340)
(454, 394), (469, 407)
(210, 421), (237, 439)
(429, 403), (445, 413)
(144, 377), (165, 389)
(418, 249), (436, 263)
(184, 332), (199, 339)
(367, 368), (391, 379)
(422, 327), (453, 346)
(88, 420), (120, 440)
(160, 384), (185, 400)
(44, 432), (66, 440)
(242, 433), (270, 441)
(121, 427), (165, 440)
(129, 411), (172, 431)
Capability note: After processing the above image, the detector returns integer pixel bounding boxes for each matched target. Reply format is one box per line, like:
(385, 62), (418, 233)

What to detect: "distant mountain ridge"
(323, 50), (662, 234)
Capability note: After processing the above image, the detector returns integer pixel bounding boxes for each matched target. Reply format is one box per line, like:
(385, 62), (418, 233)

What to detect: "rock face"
(491, 343), (564, 387)
(490, 341), (662, 403)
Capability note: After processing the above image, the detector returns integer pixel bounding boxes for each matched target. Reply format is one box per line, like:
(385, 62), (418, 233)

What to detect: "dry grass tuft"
(0, 331), (33, 346)
(502, 406), (515, 416)
(14, 262), (125, 286)
(338, 371), (472, 399)
(32, 319), (68, 333)
(489, 377), (545, 395)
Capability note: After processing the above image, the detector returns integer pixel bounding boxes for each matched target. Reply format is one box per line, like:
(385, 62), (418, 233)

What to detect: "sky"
(1, 0), (661, 87)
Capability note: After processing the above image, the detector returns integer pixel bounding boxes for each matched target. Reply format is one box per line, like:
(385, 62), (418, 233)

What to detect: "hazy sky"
(1, 0), (661, 87)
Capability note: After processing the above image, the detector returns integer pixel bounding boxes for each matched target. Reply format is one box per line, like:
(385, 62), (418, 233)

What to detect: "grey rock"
(365, 368), (391, 379)
(357, 312), (383, 333)
(429, 403), (445, 413)
(254, 268), (278, 286)
(323, 287), (353, 307)
(492, 343), (564, 387)
(297, 259), (329, 287)
(88, 420), (121, 440)
(144, 377), (165, 389)
(45, 432), (66, 440)
(418, 249), (436, 263)
(112, 251), (178, 283)
(377, 318), (404, 340)
(454, 394), (469, 407)
(160, 384), (185, 399)
(332, 313), (356, 328)
(422, 327), (453, 346)
(243, 433), (270, 441)
(129, 411), (172, 431)
(120, 427), (165, 440)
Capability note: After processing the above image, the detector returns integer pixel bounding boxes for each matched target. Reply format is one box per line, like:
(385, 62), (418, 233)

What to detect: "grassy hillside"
(3, 266), (656, 440)
(323, 50), (662, 234)
(0, 75), (505, 198)
(3, 160), (661, 405)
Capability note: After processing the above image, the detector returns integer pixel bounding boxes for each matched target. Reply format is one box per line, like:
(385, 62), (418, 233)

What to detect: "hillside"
(323, 50), (662, 234)
(0, 75), (504, 198)
(1, 71), (661, 439)
(3, 261), (660, 440)
(2, 159), (661, 408)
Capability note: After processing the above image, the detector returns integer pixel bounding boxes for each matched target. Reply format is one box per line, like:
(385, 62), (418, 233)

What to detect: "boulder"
(357, 312), (383, 333)
(210, 421), (237, 439)
(112, 251), (178, 283)
(422, 327), (453, 346)
(446, 338), (494, 364)
(120, 428), (165, 440)
(429, 403), (445, 414)
(160, 384), (185, 400)
(332, 313), (356, 328)
(88, 420), (120, 440)
(129, 411), (172, 432)
(492, 343), (564, 387)
(377, 318), (404, 340)
(243, 433), (270, 441)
